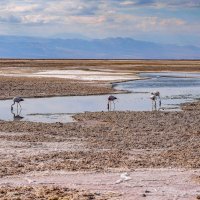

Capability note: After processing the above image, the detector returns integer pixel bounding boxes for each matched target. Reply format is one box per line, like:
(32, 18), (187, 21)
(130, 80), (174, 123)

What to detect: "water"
(0, 72), (199, 123)
(115, 72), (200, 110)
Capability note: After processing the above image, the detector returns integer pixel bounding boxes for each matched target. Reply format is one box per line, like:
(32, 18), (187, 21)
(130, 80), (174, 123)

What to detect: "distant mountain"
(0, 35), (200, 59)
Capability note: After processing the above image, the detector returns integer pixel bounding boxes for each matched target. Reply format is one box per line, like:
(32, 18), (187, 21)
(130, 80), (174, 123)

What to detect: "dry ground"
(0, 108), (200, 199)
(0, 76), (116, 100)
(0, 110), (200, 179)
(0, 59), (200, 99)
(0, 185), (112, 200)
(1, 59), (200, 72)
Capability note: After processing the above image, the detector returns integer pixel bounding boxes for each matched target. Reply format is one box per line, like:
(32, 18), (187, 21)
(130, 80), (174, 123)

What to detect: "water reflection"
(11, 108), (24, 121)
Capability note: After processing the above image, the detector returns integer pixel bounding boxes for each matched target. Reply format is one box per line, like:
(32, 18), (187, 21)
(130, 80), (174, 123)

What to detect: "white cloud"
(0, 0), (199, 47)
(120, 1), (135, 6)
(118, 0), (200, 8)
(135, 16), (186, 31)
(4, 4), (39, 12)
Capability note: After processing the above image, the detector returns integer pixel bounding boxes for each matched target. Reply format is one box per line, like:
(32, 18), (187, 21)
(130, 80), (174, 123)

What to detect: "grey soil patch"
(0, 184), (112, 199)
(0, 76), (117, 100)
(0, 169), (200, 200)
(0, 110), (199, 178)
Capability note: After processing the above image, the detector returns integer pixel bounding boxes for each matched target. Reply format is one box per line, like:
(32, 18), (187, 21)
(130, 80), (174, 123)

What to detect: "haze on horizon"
(0, 0), (200, 47)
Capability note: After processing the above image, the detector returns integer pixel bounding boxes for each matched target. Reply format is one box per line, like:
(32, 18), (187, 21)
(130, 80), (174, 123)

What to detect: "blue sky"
(0, 0), (200, 46)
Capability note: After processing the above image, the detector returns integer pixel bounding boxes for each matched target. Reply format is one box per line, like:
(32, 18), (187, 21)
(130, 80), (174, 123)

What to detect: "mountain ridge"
(0, 36), (200, 59)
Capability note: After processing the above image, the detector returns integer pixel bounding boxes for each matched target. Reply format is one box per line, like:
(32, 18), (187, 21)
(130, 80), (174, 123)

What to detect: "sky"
(0, 0), (200, 46)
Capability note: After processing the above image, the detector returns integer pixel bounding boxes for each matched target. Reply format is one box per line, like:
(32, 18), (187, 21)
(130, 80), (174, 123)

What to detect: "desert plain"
(0, 59), (200, 199)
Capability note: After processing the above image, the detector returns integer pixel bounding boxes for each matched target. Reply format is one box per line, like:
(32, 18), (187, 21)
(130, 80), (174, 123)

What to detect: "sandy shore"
(0, 60), (200, 199)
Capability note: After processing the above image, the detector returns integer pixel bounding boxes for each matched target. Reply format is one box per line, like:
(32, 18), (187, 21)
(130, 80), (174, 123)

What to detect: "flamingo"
(150, 94), (157, 110)
(151, 91), (161, 106)
(11, 97), (24, 111)
(107, 95), (117, 111)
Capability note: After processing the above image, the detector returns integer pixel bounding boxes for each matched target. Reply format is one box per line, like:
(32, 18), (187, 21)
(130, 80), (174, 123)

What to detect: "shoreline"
(1, 70), (200, 100)
(1, 70), (199, 113)
(0, 59), (199, 100)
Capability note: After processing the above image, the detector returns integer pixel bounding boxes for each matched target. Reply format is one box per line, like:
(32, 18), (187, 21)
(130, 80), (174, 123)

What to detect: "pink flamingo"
(151, 91), (161, 106)
(107, 95), (117, 111)
(11, 97), (24, 111)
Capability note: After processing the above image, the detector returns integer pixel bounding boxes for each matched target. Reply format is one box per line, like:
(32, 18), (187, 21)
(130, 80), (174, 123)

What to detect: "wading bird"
(150, 94), (157, 110)
(11, 97), (24, 111)
(107, 95), (117, 111)
(151, 91), (161, 106)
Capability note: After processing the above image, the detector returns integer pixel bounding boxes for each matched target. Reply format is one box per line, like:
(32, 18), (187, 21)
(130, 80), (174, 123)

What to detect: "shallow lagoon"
(0, 72), (200, 123)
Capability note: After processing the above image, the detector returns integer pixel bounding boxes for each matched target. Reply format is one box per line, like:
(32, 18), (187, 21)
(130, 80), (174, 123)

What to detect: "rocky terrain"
(0, 108), (200, 199)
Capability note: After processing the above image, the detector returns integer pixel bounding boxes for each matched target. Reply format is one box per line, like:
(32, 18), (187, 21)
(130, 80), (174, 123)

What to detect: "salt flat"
(0, 59), (200, 199)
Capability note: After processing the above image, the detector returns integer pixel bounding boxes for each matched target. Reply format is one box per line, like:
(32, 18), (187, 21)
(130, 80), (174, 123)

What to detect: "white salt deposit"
(0, 69), (138, 81)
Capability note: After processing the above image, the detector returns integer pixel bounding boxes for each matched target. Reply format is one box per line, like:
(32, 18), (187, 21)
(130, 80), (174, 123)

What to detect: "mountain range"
(0, 35), (200, 59)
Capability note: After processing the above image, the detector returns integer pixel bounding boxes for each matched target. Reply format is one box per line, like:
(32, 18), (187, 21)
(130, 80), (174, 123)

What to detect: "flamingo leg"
(158, 95), (161, 107)
(159, 100), (161, 107)
(11, 102), (15, 111)
(152, 100), (155, 111)
(152, 100), (156, 111)
(108, 101), (111, 111)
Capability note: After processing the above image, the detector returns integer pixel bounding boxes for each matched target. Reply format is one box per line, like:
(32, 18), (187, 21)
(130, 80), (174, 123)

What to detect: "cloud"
(0, 1), (194, 27)
(0, 0), (199, 47)
(118, 0), (200, 8)
(4, 4), (40, 12)
(0, 15), (21, 23)
(135, 17), (187, 31)
(119, 1), (136, 6)
(120, 0), (156, 6)
(102, 14), (187, 32)
(163, 0), (200, 7)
